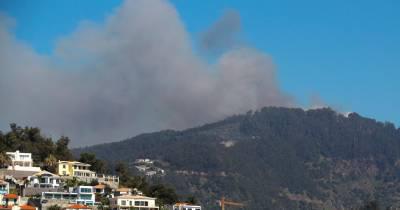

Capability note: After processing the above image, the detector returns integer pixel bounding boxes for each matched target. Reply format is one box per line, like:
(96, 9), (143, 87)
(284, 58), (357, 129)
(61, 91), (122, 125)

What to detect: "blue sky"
(0, 0), (399, 126)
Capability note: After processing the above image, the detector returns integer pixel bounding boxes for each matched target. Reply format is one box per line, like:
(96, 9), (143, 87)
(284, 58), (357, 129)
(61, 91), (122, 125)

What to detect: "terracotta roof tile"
(3, 194), (18, 199)
(66, 204), (91, 209)
(20, 204), (36, 210)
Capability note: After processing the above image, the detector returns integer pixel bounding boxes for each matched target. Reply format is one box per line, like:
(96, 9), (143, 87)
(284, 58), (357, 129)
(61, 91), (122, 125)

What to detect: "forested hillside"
(0, 123), (73, 164)
(75, 107), (400, 209)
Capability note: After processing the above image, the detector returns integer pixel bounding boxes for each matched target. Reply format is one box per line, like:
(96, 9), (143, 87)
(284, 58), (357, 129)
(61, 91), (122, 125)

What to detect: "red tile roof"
(20, 204), (36, 210)
(3, 194), (18, 199)
(66, 204), (91, 209)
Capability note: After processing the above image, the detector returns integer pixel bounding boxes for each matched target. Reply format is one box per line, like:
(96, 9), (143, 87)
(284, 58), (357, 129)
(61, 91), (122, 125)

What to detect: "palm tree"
(0, 152), (11, 168)
(44, 154), (57, 173)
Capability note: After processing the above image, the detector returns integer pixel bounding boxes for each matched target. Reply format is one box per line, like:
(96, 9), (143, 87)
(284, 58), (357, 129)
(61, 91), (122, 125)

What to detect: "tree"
(185, 195), (197, 204)
(65, 177), (79, 188)
(47, 205), (62, 210)
(44, 154), (57, 173)
(126, 176), (149, 193)
(359, 201), (380, 210)
(90, 179), (99, 186)
(55, 136), (73, 161)
(148, 184), (178, 207)
(98, 196), (110, 210)
(79, 153), (106, 173)
(115, 162), (130, 184)
(0, 152), (11, 168)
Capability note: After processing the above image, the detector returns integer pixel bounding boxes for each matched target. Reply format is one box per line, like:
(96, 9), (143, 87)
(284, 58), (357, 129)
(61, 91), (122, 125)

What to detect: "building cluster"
(0, 151), (201, 210)
(133, 159), (165, 177)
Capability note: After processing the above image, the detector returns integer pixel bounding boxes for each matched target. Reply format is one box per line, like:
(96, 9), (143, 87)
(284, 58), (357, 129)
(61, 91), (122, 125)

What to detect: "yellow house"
(57, 161), (96, 182)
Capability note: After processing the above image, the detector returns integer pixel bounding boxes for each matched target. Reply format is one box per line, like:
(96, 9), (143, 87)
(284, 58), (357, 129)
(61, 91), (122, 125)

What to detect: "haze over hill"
(75, 107), (400, 210)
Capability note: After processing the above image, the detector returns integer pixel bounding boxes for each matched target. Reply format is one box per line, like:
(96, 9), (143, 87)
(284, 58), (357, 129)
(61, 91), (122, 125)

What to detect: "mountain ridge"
(74, 107), (400, 209)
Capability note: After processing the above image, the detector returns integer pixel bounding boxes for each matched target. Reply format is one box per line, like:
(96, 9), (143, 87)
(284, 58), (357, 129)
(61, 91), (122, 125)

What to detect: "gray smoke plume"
(200, 9), (241, 53)
(0, 0), (293, 146)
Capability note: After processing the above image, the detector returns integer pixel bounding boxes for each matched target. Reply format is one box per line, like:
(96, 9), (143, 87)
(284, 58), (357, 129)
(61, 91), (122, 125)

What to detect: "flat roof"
(173, 203), (201, 207)
(42, 192), (78, 195)
(58, 161), (91, 166)
(115, 195), (156, 200)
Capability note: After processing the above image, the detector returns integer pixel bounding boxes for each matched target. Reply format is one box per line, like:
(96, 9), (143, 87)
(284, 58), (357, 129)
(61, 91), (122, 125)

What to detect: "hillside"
(74, 107), (400, 209)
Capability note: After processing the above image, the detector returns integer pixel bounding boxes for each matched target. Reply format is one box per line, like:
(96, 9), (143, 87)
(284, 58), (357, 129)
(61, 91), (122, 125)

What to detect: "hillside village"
(0, 150), (201, 210)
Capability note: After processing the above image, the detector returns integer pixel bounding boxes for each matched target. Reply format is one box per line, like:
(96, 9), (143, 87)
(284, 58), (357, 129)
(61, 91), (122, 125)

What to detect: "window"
(80, 188), (92, 193)
(44, 193), (53, 199)
(121, 200), (126, 206)
(129, 201), (132, 206)
(63, 164), (66, 169)
(134, 201), (148, 206)
(80, 194), (92, 200)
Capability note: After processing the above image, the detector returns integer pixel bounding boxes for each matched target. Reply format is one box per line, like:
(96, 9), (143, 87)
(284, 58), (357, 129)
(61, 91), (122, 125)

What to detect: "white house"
(41, 186), (95, 206)
(75, 186), (95, 206)
(0, 180), (9, 195)
(135, 165), (148, 172)
(109, 195), (158, 210)
(96, 174), (119, 189)
(134, 159), (154, 164)
(115, 188), (132, 196)
(6, 151), (41, 172)
(173, 203), (201, 210)
(26, 171), (61, 189)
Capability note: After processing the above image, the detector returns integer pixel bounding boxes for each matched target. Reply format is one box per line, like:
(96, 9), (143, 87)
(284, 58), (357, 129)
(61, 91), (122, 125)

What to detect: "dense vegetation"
(75, 107), (400, 210)
(0, 123), (73, 166)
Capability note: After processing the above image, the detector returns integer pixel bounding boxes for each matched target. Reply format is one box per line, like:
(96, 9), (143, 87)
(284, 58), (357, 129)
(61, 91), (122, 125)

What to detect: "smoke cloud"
(0, 0), (293, 146)
(200, 9), (241, 53)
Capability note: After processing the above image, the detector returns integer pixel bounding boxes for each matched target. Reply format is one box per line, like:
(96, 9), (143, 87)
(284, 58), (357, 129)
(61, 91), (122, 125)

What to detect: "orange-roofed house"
(0, 204), (37, 210)
(64, 204), (91, 210)
(19, 204), (37, 210)
(1, 194), (19, 207)
(93, 184), (106, 194)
